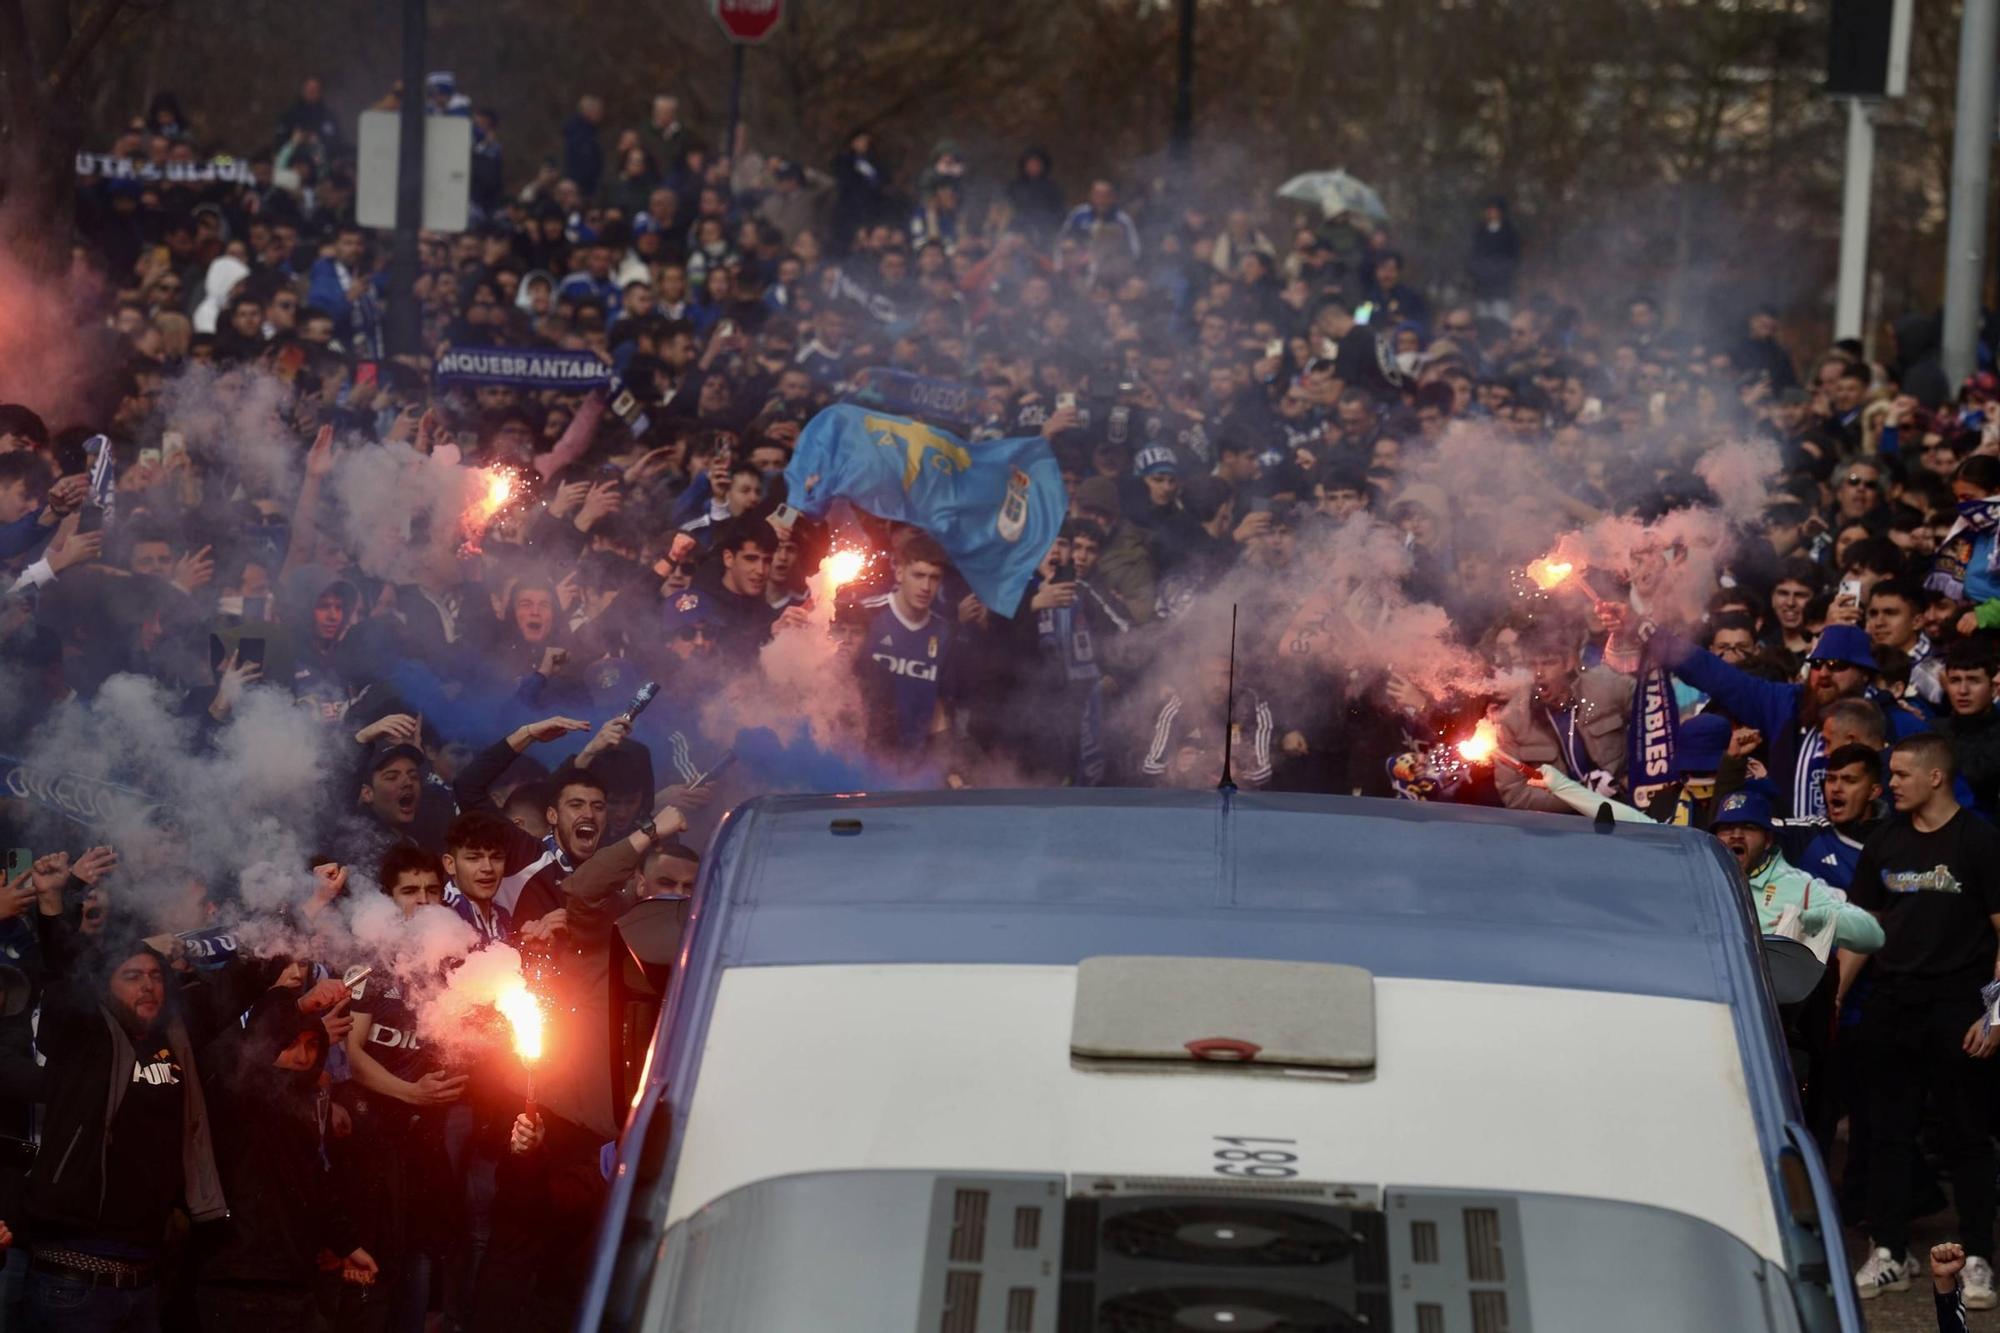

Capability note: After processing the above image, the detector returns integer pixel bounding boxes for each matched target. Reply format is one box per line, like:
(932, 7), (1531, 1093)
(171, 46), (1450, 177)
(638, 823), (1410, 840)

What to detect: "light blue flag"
(785, 403), (1064, 616)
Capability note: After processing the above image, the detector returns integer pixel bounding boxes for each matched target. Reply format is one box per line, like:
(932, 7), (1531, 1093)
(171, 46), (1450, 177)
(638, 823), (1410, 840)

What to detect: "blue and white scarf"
(1927, 497), (2000, 600)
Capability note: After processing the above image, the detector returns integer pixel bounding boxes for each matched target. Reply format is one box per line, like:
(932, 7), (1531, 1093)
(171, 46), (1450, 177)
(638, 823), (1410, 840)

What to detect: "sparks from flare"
(1455, 718), (1534, 776)
(824, 548), (866, 591)
(1525, 556), (1575, 591)
(460, 467), (521, 553)
(1456, 718), (1500, 764)
(801, 545), (877, 631)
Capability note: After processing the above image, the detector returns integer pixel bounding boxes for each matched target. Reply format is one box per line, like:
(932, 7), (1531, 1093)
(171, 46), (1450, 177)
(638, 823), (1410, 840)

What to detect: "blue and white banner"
(785, 404), (1064, 617)
(0, 755), (157, 828)
(434, 347), (615, 391)
(176, 926), (243, 972)
(1626, 638), (1682, 794)
(75, 153), (256, 185)
(845, 367), (983, 428)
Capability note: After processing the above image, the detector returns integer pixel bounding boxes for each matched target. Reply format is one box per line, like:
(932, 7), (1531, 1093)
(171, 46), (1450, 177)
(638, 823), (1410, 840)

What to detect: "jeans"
(442, 1102), (498, 1324)
(1858, 989), (1998, 1259)
(24, 1268), (158, 1333)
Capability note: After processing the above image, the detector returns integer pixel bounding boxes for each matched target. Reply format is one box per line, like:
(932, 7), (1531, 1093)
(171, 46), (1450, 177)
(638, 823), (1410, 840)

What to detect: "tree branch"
(41, 0), (128, 103)
(0, 0), (36, 140)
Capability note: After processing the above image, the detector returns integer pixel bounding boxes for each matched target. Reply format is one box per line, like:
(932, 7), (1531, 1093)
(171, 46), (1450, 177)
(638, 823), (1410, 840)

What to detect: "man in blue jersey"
(856, 534), (956, 756)
(1774, 743), (1885, 890)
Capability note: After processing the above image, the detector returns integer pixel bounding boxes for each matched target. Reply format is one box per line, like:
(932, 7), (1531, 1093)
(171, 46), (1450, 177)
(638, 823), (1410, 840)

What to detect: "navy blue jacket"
(1661, 631), (1925, 818)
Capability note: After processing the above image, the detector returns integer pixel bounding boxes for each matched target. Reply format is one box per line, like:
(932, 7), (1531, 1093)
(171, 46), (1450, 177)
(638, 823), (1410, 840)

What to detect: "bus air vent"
(1071, 956), (1375, 1080)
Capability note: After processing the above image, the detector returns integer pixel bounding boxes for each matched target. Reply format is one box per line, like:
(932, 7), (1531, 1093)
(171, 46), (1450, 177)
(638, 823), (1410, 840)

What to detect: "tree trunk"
(0, 0), (130, 274)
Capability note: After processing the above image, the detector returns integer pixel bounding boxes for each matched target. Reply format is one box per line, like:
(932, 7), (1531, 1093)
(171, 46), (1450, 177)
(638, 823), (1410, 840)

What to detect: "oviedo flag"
(783, 404), (1066, 616)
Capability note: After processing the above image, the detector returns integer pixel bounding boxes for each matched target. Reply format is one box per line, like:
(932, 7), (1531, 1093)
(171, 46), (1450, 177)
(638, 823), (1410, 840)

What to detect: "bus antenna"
(1219, 604), (1239, 793)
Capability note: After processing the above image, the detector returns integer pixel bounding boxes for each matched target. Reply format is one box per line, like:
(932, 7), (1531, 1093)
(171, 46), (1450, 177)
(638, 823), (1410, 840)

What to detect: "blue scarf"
(1625, 636), (1682, 794)
(1927, 497), (2000, 600)
(434, 347), (615, 390)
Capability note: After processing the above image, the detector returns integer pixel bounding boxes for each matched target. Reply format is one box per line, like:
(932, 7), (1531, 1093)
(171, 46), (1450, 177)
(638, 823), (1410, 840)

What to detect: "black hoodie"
(1893, 312), (1952, 410)
(196, 985), (358, 1285)
(1006, 149), (1066, 243)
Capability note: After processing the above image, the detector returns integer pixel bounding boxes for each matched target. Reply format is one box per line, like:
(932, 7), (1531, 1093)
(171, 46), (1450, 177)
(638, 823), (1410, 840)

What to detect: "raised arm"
(1652, 630), (1800, 741)
(533, 391), (607, 482)
(279, 425), (336, 581)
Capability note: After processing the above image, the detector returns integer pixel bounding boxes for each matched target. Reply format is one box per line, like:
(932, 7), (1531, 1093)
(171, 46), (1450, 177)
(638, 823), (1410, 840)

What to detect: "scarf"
(1926, 497), (2000, 600)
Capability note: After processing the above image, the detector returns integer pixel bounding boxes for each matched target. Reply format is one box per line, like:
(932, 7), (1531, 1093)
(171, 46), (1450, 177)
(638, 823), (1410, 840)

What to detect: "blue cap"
(1674, 712), (1731, 777)
(1133, 445), (1180, 478)
(1807, 624), (1877, 672)
(1711, 789), (1774, 832)
(661, 589), (721, 633)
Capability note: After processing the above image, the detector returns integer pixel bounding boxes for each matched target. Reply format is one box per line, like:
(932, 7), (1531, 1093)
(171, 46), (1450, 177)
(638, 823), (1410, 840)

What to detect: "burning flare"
(495, 979), (543, 1063)
(470, 468), (516, 524)
(1456, 718), (1500, 765)
(460, 467), (519, 553)
(1525, 556), (1575, 591)
(798, 545), (874, 632)
(824, 548), (866, 590)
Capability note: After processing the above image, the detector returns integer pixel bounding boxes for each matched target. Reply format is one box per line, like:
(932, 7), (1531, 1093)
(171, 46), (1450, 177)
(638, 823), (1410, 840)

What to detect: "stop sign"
(711, 0), (782, 44)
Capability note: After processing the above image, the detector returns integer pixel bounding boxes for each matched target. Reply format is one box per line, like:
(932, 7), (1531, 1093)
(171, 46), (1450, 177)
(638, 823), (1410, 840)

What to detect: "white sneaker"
(1965, 1255), (1997, 1311)
(1854, 1246), (1918, 1299)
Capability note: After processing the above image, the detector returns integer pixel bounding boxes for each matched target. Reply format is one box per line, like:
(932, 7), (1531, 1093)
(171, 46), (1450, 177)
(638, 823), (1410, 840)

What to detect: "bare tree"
(0, 0), (145, 267)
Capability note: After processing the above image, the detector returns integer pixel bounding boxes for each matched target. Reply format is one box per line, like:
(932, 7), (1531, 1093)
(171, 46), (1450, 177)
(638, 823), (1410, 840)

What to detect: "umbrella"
(1276, 169), (1389, 224)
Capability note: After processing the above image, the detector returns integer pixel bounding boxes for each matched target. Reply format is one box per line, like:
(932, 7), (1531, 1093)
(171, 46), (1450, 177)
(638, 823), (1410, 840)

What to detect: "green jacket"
(1094, 520), (1157, 625)
(1744, 850), (1883, 953)
(1539, 765), (1883, 954)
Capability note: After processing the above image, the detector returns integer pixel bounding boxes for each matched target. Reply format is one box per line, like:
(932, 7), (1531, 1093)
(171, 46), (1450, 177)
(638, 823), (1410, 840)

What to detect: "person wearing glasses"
(1833, 459), (1886, 525)
(1654, 622), (1924, 819)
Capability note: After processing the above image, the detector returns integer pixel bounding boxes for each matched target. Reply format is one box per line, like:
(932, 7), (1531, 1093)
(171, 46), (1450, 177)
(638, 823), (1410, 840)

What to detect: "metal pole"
(387, 0), (426, 358)
(1942, 0), (1999, 384)
(1171, 0), (1195, 162)
(725, 43), (745, 166)
(1835, 98), (1874, 341)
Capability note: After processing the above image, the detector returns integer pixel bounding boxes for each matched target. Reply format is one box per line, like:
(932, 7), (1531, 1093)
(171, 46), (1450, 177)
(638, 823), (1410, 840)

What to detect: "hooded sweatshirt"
(197, 986), (358, 1285)
(193, 256), (250, 335)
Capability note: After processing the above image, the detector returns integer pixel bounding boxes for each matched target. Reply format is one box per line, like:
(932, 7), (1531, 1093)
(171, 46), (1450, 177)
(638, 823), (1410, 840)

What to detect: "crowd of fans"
(2, 68), (2000, 1330)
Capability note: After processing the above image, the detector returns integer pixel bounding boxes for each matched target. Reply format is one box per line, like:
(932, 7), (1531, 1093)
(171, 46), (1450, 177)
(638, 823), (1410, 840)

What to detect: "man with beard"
(24, 856), (230, 1329)
(1711, 789), (1885, 1158)
(1712, 789), (1884, 948)
(451, 714), (633, 934)
(1661, 623), (1920, 818)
